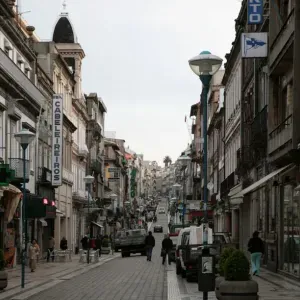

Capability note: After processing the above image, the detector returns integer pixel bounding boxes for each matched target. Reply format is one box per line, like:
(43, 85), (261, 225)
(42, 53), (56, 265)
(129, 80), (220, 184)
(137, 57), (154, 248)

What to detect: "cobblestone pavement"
(22, 201), (169, 300)
(8, 198), (300, 300)
(167, 262), (300, 300)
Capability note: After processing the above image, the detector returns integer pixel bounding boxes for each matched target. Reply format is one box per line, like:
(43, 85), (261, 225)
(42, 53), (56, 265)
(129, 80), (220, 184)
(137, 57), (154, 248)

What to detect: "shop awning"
(39, 218), (48, 227)
(232, 164), (293, 199)
(56, 209), (65, 217)
(91, 221), (103, 228)
(0, 184), (22, 223)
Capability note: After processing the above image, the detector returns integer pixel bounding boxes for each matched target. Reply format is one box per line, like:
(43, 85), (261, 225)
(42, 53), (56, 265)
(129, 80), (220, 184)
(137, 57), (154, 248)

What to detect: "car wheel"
(186, 274), (193, 282)
(121, 253), (125, 258)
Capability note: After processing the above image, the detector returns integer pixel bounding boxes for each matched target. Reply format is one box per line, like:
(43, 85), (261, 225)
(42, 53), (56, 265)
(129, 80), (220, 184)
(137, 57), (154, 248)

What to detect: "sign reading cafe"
(52, 94), (63, 186)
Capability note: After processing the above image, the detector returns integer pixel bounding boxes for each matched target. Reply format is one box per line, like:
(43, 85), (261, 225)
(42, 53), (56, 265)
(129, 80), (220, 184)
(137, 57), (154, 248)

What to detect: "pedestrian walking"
(29, 239), (39, 272)
(81, 235), (88, 250)
(248, 231), (264, 276)
(145, 231), (155, 261)
(161, 234), (173, 265)
(47, 236), (55, 262)
(60, 237), (68, 250)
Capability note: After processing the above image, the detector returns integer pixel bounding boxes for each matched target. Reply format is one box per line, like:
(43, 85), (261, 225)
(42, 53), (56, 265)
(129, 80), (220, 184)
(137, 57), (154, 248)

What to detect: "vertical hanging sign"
(247, 0), (263, 25)
(52, 94), (63, 186)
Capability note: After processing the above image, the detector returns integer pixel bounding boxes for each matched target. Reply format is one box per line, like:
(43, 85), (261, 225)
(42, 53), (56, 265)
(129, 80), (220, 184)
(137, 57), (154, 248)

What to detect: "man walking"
(162, 234), (173, 265)
(145, 231), (155, 261)
(47, 236), (55, 262)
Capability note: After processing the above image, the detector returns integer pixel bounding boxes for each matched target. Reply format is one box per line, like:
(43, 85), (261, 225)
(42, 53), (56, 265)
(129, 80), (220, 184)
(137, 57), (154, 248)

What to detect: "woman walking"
(248, 231), (264, 276)
(29, 239), (40, 272)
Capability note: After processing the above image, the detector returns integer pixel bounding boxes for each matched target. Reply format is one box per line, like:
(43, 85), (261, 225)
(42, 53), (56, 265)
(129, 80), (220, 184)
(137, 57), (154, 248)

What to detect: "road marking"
(167, 270), (181, 300)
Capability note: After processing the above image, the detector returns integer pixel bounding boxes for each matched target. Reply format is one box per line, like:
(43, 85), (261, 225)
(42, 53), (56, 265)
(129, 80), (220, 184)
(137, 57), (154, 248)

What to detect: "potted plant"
(101, 237), (111, 254)
(0, 249), (8, 290)
(215, 247), (235, 299)
(219, 249), (258, 300)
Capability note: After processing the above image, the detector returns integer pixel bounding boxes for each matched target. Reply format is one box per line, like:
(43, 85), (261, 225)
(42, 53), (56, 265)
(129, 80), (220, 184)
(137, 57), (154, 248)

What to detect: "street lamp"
(188, 51), (222, 246)
(177, 155), (191, 227)
(83, 175), (94, 264)
(14, 129), (35, 289)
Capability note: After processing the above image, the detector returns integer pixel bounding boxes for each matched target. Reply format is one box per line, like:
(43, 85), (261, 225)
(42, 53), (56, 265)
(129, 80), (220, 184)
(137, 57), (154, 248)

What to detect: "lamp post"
(14, 129), (36, 288)
(177, 155), (191, 227)
(189, 52), (222, 300)
(83, 175), (94, 264)
(172, 183), (181, 223)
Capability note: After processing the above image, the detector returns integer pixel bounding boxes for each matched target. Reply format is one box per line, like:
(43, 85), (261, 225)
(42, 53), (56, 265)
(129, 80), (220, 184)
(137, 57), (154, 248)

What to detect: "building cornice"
(222, 2), (247, 86)
(0, 16), (36, 62)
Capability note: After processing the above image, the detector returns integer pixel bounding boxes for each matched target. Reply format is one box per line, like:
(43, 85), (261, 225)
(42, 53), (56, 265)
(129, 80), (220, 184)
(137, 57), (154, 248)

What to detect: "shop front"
(0, 185), (22, 268)
(280, 183), (300, 278)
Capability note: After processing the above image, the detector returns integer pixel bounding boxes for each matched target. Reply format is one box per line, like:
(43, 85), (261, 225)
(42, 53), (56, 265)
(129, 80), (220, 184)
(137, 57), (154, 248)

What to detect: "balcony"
(269, 9), (294, 70)
(0, 49), (43, 110)
(87, 119), (102, 140)
(37, 167), (52, 184)
(91, 159), (102, 174)
(9, 158), (29, 182)
(78, 144), (89, 159)
(269, 115), (293, 156)
(72, 190), (86, 203)
(220, 172), (235, 197)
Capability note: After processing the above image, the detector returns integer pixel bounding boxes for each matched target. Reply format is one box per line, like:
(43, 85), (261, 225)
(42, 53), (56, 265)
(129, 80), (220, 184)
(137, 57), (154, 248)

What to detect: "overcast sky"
(21, 0), (241, 165)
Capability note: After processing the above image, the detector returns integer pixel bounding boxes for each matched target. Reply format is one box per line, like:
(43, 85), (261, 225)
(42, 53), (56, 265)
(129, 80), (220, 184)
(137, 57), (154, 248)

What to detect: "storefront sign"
(247, 0), (263, 25)
(52, 94), (63, 186)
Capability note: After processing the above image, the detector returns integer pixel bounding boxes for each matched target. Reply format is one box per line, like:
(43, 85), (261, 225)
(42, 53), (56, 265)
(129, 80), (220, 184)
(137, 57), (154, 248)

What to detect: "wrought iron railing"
(269, 114), (292, 154)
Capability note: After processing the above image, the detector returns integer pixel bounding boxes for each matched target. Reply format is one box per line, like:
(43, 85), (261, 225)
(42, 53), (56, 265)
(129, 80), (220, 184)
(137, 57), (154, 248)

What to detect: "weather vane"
(62, 0), (67, 11)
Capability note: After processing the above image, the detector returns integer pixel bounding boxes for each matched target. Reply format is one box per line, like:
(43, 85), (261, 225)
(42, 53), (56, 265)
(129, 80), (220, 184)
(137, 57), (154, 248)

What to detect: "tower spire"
(61, 0), (68, 16)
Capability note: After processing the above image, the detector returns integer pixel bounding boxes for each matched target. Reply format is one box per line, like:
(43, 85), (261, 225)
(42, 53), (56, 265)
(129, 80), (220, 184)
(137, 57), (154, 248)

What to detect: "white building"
(222, 53), (242, 240)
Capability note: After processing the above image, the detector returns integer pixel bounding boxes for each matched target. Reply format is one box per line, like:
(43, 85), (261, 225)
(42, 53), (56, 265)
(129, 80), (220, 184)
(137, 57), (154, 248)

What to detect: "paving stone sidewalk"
(0, 253), (118, 300)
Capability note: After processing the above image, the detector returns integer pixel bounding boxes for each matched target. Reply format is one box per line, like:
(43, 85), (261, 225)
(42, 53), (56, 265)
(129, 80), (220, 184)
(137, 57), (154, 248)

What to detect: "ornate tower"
(52, 1), (85, 99)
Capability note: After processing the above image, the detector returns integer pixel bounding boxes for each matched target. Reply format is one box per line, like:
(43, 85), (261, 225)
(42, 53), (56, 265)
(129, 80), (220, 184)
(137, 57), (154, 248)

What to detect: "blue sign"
(247, 0), (263, 25)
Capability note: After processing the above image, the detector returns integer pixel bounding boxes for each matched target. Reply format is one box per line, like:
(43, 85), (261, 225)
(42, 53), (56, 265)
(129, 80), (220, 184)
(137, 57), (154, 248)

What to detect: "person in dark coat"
(145, 231), (155, 261)
(162, 234), (173, 265)
(81, 236), (88, 250)
(248, 231), (264, 276)
(60, 237), (68, 250)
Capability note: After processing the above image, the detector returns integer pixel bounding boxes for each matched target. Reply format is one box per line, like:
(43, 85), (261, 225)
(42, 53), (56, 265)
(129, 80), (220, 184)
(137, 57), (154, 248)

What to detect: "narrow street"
(26, 200), (169, 300)
(4, 199), (300, 300)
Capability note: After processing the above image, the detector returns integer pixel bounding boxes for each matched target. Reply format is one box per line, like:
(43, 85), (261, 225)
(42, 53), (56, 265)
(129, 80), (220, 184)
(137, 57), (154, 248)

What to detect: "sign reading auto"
(52, 94), (63, 186)
(247, 0), (263, 25)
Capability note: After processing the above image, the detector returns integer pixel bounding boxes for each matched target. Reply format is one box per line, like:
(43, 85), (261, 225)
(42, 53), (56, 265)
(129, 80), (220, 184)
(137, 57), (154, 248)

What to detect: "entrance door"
(282, 185), (300, 277)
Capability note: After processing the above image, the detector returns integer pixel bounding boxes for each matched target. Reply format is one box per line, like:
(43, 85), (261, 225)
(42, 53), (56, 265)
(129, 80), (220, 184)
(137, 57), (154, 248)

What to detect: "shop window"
(282, 185), (300, 277)
(269, 187), (276, 232)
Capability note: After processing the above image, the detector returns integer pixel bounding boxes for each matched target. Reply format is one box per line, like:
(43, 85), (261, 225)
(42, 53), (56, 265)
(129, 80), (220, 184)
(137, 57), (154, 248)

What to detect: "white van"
(176, 225), (213, 278)
(175, 227), (191, 275)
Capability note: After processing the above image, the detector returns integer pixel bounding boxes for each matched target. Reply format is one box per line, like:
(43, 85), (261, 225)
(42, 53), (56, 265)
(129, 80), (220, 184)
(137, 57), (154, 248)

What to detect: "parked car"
(169, 235), (178, 262)
(154, 225), (163, 233)
(158, 207), (165, 214)
(119, 229), (147, 257)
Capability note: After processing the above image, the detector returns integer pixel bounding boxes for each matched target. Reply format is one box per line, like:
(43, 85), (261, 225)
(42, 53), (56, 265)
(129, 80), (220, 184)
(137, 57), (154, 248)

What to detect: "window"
(269, 186), (276, 232)
(10, 120), (18, 158)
